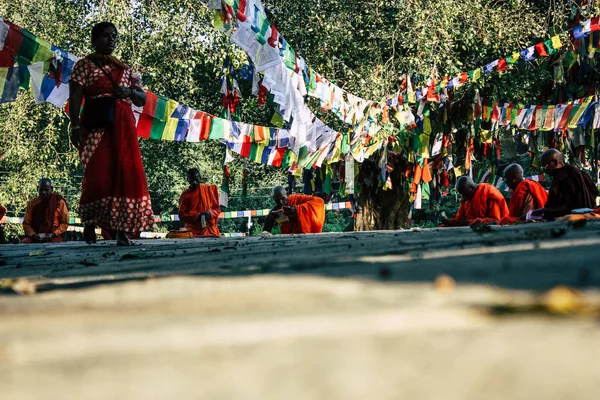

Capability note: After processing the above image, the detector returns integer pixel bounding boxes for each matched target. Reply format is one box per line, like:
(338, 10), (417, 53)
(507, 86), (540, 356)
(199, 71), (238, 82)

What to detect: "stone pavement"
(0, 222), (599, 399)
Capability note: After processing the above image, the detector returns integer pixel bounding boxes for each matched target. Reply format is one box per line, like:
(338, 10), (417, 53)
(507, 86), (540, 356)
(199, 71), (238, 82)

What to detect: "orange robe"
(449, 183), (509, 225)
(500, 180), (548, 225)
(23, 194), (69, 238)
(178, 184), (221, 237)
(280, 194), (325, 234)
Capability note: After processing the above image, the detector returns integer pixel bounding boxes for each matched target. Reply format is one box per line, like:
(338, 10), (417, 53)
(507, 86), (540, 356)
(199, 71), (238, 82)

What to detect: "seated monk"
(178, 168), (221, 237)
(262, 186), (325, 234)
(441, 176), (509, 226)
(0, 204), (6, 244)
(531, 149), (599, 220)
(500, 163), (548, 224)
(22, 178), (69, 243)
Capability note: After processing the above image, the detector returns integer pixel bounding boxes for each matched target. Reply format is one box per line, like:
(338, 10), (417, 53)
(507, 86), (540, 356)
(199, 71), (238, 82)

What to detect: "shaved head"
(503, 164), (524, 190)
(272, 186), (288, 207)
(37, 178), (53, 200)
(186, 168), (201, 190)
(38, 178), (52, 187)
(540, 148), (564, 176)
(456, 176), (478, 201)
(540, 148), (563, 165)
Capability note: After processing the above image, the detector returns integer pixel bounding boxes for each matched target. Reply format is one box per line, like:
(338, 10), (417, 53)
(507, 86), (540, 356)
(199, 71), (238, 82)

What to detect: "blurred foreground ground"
(1, 222), (599, 399)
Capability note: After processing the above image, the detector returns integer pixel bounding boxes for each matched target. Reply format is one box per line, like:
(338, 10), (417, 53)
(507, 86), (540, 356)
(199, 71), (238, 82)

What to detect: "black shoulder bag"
(81, 61), (118, 130)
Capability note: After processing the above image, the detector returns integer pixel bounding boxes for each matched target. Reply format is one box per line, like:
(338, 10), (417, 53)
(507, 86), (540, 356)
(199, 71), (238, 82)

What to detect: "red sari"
(70, 57), (154, 233)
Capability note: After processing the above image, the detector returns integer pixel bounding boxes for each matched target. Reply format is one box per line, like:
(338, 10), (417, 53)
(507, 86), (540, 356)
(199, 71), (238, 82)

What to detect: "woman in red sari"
(69, 22), (153, 246)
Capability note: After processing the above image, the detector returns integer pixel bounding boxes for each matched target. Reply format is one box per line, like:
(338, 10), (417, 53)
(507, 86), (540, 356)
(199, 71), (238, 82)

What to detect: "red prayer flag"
(271, 148), (286, 167)
(497, 58), (507, 71)
(557, 104), (573, 130)
(240, 134), (252, 158)
(459, 72), (469, 84)
(591, 17), (600, 32)
(535, 42), (549, 57)
(0, 21), (24, 67)
(136, 90), (158, 139)
(198, 112), (213, 141)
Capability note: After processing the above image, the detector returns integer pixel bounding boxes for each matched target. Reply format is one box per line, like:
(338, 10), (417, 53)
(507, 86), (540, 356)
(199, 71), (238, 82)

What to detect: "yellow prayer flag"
(472, 68), (481, 82)
(162, 118), (178, 141)
(480, 129), (492, 144)
(0, 68), (8, 90)
(567, 98), (592, 129)
(551, 35), (562, 50)
(32, 38), (54, 63)
(165, 99), (178, 119)
(408, 92), (416, 104)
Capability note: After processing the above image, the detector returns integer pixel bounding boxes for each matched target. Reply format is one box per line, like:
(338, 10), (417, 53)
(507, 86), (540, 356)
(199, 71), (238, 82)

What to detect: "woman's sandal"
(83, 224), (97, 244)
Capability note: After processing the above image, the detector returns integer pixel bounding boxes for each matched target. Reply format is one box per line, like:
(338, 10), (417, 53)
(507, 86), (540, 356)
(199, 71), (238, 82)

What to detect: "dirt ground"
(1, 221), (599, 399)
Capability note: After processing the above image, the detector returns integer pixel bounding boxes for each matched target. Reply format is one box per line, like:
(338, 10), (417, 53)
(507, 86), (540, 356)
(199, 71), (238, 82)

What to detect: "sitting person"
(22, 178), (69, 243)
(441, 176), (509, 226)
(178, 168), (221, 237)
(0, 204), (6, 244)
(531, 149), (599, 220)
(262, 186), (325, 234)
(500, 163), (548, 224)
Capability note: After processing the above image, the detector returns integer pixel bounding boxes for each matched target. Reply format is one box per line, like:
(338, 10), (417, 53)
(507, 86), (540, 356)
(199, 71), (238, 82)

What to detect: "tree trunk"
(355, 155), (410, 231)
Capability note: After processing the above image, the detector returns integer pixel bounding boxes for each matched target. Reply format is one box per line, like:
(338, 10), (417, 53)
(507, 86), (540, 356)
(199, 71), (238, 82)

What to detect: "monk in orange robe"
(442, 176), (509, 226)
(500, 163), (548, 224)
(178, 168), (221, 237)
(22, 178), (69, 243)
(262, 186), (325, 234)
(0, 204), (6, 244)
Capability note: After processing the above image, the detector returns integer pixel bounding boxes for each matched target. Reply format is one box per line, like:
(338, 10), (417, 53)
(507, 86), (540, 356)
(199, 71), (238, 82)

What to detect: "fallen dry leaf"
(28, 250), (49, 257)
(542, 286), (582, 314)
(433, 274), (456, 294)
(11, 278), (37, 295)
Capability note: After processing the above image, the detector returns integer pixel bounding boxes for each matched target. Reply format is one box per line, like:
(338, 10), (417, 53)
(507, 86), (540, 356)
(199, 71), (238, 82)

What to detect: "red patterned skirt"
(78, 99), (154, 233)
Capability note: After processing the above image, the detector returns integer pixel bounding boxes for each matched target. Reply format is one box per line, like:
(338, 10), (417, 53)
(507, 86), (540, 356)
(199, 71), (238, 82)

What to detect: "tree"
(265, 0), (571, 230)
(0, 0), (584, 234)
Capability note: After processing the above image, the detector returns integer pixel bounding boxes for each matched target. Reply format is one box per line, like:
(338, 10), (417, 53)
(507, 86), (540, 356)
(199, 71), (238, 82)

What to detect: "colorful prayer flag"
(209, 117), (230, 140)
(136, 90), (158, 139)
(149, 95), (169, 140)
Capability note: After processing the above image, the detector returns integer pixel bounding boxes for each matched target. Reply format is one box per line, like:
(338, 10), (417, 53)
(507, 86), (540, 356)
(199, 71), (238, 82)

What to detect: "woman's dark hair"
(91, 22), (118, 42)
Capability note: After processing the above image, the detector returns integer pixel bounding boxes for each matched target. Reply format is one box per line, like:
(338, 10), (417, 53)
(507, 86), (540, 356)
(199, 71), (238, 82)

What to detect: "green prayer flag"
(209, 117), (229, 140)
(281, 150), (292, 169)
(32, 38), (54, 63)
(323, 165), (332, 195)
(149, 96), (168, 140)
(16, 29), (40, 65)
(422, 182), (431, 200)
(283, 47), (296, 70)
(270, 111), (285, 128)
(248, 143), (258, 161)
(563, 50), (577, 70)
(543, 40), (557, 56)
(340, 131), (349, 154)
(308, 69), (317, 93)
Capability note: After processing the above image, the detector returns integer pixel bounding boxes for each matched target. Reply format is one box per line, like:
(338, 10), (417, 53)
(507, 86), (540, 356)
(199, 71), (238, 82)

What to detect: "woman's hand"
(70, 126), (82, 148)
(114, 86), (133, 99)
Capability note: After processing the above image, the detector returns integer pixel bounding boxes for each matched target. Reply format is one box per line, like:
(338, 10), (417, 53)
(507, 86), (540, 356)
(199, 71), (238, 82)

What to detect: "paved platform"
(1, 222), (599, 399)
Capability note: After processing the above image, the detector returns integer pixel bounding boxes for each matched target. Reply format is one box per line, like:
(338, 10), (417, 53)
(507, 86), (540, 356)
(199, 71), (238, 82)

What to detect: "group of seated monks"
(6, 169), (326, 244)
(6, 147), (597, 244)
(441, 149), (599, 227)
(176, 168), (326, 237)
